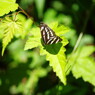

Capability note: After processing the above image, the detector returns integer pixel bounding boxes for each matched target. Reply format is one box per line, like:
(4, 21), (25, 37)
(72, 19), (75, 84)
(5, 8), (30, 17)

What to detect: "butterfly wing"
(47, 36), (62, 45)
(40, 23), (62, 45)
(40, 23), (55, 44)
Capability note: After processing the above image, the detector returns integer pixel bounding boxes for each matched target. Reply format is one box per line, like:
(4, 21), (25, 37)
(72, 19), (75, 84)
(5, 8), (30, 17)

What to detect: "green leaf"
(79, 46), (95, 57)
(0, 0), (18, 16)
(24, 28), (41, 50)
(72, 57), (95, 86)
(48, 22), (70, 36)
(24, 22), (69, 85)
(66, 46), (95, 86)
(79, 34), (94, 46)
(1, 17), (23, 55)
(40, 44), (67, 84)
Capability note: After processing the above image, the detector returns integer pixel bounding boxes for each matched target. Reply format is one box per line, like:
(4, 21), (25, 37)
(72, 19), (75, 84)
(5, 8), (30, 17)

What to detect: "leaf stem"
(18, 6), (34, 21)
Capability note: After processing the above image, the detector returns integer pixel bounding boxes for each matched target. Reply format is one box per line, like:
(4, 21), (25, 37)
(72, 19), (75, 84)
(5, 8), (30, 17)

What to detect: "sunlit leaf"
(66, 45), (95, 86)
(0, 0), (18, 16)
(1, 17), (23, 55)
(40, 44), (67, 84)
(24, 22), (69, 84)
(24, 28), (41, 50)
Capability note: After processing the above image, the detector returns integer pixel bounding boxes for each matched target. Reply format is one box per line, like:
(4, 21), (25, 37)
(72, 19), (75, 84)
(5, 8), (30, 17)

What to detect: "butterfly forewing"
(40, 23), (62, 45)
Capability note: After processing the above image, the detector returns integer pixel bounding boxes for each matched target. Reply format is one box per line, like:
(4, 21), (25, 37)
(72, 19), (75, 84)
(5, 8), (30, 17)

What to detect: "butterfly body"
(40, 23), (62, 45)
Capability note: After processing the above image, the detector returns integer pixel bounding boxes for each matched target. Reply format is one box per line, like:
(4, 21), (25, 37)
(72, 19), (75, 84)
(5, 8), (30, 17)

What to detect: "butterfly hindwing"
(40, 23), (62, 45)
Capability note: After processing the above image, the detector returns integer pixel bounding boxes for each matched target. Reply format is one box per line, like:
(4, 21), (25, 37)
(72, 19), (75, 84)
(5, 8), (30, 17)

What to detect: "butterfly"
(39, 22), (62, 45)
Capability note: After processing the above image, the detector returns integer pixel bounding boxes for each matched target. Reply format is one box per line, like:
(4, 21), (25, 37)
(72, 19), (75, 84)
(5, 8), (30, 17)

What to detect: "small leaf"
(24, 22), (69, 85)
(0, 0), (18, 16)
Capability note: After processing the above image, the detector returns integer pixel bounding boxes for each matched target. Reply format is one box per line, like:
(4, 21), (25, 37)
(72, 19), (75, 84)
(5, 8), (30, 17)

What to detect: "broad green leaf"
(0, 0), (18, 16)
(40, 44), (67, 84)
(72, 57), (95, 86)
(24, 22), (69, 84)
(66, 46), (95, 86)
(1, 17), (23, 55)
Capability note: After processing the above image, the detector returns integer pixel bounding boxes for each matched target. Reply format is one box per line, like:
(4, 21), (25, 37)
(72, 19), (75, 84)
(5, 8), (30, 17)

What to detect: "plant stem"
(18, 6), (34, 21)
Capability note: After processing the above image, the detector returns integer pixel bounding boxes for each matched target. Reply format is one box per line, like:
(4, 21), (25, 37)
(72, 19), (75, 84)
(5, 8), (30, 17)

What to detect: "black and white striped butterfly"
(39, 22), (62, 45)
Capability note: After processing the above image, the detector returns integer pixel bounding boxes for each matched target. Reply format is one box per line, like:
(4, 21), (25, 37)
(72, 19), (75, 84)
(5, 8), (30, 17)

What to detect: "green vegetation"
(0, 0), (95, 95)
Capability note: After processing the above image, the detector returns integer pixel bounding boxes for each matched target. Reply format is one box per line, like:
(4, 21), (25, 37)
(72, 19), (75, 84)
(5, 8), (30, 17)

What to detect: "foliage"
(0, 0), (18, 16)
(0, 0), (95, 95)
(71, 46), (95, 85)
(0, 16), (23, 55)
(0, 14), (33, 56)
(24, 22), (69, 85)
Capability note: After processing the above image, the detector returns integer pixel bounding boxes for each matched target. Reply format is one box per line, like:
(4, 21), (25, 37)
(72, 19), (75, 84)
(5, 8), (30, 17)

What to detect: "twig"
(18, 6), (34, 21)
